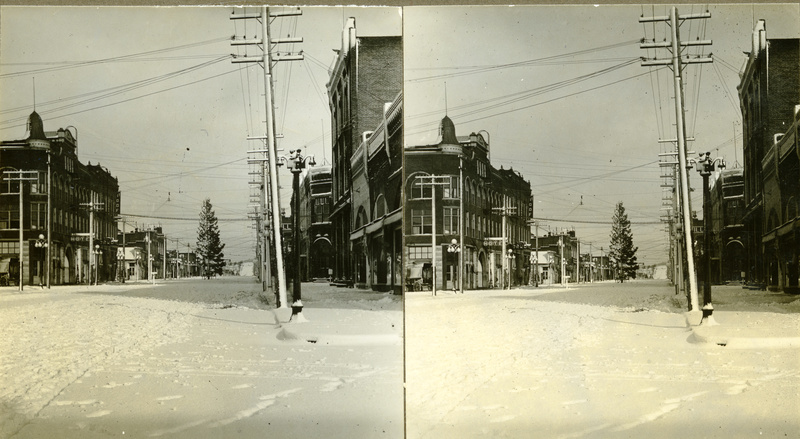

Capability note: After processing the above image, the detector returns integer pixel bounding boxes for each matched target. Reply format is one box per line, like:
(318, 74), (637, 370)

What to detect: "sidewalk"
(3, 284), (404, 439)
(273, 303), (402, 346)
(687, 310), (800, 348)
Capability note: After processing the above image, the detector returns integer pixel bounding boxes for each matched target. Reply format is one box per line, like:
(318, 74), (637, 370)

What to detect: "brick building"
(708, 168), (746, 283)
(737, 19), (800, 287)
(119, 226), (166, 282)
(1, 111), (120, 286)
(350, 94), (403, 292)
(298, 165), (334, 281)
(326, 17), (402, 287)
(536, 230), (580, 284)
(762, 108), (800, 292)
(405, 115), (531, 291)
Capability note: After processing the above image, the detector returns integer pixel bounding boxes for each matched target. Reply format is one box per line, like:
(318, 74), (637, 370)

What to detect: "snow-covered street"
(405, 280), (800, 439)
(1, 279), (402, 438)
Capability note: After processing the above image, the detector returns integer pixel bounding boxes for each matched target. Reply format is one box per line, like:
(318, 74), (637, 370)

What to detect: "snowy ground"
(0, 278), (402, 438)
(405, 280), (800, 439)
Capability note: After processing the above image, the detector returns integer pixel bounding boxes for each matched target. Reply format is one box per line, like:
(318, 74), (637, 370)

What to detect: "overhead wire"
(406, 39), (640, 82)
(0, 37), (229, 78)
(1, 64), (241, 131)
(1, 56), (230, 122)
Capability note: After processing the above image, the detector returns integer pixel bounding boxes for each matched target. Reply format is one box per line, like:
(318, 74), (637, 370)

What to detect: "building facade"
(166, 248), (201, 279)
(1, 112), (120, 286)
(119, 227), (166, 282)
(737, 20), (800, 288)
(298, 165), (334, 281)
(405, 115), (531, 291)
(708, 168), (746, 284)
(536, 231), (580, 284)
(350, 94), (403, 292)
(326, 18), (402, 288)
(761, 108), (800, 292)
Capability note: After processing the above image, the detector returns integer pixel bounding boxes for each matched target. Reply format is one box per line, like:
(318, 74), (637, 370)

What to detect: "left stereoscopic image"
(0, 6), (403, 438)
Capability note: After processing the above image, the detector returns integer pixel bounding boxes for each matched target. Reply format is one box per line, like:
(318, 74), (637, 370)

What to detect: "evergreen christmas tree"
(197, 198), (226, 279)
(609, 202), (638, 282)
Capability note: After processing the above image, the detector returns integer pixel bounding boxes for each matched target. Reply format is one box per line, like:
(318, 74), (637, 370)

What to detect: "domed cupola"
(438, 115), (462, 155)
(26, 111), (47, 140)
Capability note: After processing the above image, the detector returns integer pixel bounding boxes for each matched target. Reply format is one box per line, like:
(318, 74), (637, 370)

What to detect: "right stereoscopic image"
(402, 4), (800, 438)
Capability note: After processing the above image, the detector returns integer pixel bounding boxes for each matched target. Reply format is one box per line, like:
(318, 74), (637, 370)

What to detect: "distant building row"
(0, 114), (206, 287)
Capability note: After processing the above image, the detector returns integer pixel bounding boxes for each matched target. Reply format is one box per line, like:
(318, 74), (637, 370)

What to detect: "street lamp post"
(93, 244), (102, 286)
(694, 152), (725, 326)
(35, 234), (48, 288)
(447, 238), (461, 293)
(145, 233), (153, 284)
(506, 248), (514, 290)
(281, 149), (315, 322)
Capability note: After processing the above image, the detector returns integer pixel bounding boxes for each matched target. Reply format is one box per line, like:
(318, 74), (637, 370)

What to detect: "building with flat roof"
(405, 115), (531, 291)
(1, 111), (120, 286)
(326, 17), (402, 288)
(737, 19), (800, 288)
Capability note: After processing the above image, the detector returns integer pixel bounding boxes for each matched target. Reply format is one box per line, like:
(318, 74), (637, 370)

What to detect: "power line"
(121, 213), (250, 222)
(1, 66), (240, 131)
(0, 37), (229, 78)
(533, 216), (662, 225)
(407, 68), (660, 139)
(406, 39), (640, 82)
(1, 56), (230, 121)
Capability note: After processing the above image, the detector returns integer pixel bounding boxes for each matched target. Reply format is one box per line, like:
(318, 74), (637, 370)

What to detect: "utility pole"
(248, 165), (269, 293)
(80, 197), (103, 286)
(600, 246), (604, 281)
(145, 231), (153, 284)
(458, 157), (464, 293)
(415, 175), (451, 296)
(46, 153), (51, 288)
(640, 7), (712, 312)
(3, 170), (37, 291)
(232, 6), (303, 309)
(493, 195), (517, 290)
(527, 194), (539, 287)
(560, 234), (566, 287)
(576, 239), (580, 284)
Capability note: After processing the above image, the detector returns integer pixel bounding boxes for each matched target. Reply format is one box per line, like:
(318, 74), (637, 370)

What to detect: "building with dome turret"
(405, 115), (531, 291)
(1, 112), (120, 286)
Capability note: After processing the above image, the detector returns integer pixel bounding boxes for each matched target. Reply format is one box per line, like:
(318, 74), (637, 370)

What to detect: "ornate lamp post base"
(290, 300), (307, 323)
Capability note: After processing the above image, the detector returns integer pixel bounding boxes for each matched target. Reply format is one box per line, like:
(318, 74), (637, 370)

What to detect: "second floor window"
(411, 208), (432, 235)
(0, 207), (19, 230)
(30, 202), (46, 230)
(411, 179), (432, 199)
(443, 207), (459, 235)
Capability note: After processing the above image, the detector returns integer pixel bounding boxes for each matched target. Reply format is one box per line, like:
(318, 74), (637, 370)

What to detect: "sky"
(403, 3), (800, 266)
(2, 4), (799, 267)
(0, 6), (402, 262)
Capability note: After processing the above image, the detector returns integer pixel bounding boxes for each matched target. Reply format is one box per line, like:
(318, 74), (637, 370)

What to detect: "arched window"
(407, 173), (432, 199)
(373, 194), (387, 219)
(355, 206), (368, 228)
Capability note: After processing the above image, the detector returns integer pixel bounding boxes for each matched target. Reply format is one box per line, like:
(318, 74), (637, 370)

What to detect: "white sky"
(2, 4), (799, 266)
(0, 6), (402, 261)
(403, 4), (800, 265)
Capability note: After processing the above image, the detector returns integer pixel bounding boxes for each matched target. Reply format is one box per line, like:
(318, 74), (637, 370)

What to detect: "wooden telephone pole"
(640, 7), (712, 311)
(232, 7), (303, 308)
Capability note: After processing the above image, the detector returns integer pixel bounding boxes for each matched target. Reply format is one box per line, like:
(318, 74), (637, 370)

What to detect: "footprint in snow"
(490, 414), (517, 423)
(319, 380), (344, 392)
(86, 410), (112, 418)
